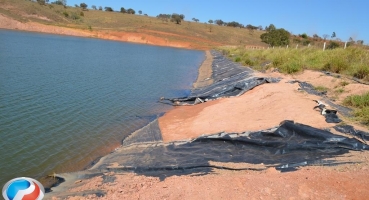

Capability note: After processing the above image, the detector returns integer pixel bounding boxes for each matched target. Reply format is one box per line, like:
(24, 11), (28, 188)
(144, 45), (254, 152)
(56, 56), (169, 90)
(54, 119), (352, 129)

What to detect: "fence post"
(323, 42), (326, 51)
(344, 41), (347, 49)
(296, 44), (298, 49)
(287, 45), (289, 48)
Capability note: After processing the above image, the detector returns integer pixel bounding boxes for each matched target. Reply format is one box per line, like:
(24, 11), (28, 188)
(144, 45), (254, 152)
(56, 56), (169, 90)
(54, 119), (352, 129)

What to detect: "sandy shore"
(47, 50), (369, 200)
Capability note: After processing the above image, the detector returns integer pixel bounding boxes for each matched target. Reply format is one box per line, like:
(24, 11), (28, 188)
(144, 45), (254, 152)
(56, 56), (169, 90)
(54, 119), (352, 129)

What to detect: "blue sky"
(66, 0), (368, 44)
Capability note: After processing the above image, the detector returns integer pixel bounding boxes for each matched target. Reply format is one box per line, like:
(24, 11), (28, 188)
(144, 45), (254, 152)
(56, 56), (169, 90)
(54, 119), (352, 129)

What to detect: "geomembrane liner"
(90, 121), (368, 174)
(161, 50), (280, 105)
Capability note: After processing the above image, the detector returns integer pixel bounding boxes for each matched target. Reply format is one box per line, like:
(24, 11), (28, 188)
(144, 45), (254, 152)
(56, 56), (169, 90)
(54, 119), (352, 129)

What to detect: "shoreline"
(0, 14), (211, 50)
(40, 49), (211, 189)
(46, 50), (369, 199)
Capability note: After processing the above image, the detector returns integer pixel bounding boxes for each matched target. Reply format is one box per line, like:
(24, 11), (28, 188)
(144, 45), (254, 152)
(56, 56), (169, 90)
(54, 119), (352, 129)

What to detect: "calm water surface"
(0, 30), (204, 186)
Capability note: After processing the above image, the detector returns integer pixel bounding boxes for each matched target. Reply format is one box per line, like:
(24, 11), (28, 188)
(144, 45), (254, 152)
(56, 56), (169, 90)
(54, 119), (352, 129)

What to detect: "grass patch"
(343, 92), (369, 125)
(314, 86), (329, 93)
(218, 46), (369, 77)
(339, 81), (349, 87)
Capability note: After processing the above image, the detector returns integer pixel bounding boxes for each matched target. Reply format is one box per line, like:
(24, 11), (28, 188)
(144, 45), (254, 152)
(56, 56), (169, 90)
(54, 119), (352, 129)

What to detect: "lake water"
(0, 29), (204, 186)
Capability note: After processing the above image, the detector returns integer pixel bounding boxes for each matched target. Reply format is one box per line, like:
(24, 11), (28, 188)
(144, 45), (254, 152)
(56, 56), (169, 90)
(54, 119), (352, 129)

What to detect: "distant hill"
(0, 0), (268, 49)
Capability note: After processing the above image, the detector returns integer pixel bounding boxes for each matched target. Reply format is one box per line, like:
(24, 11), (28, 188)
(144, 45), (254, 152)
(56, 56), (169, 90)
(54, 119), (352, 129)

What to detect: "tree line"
(32, 0), (365, 46)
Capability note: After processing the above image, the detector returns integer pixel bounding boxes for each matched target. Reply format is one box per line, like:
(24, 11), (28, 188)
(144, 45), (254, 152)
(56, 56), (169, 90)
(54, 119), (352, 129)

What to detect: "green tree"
(327, 41), (339, 49)
(104, 7), (113, 12)
(138, 10), (142, 14)
(331, 31), (336, 38)
(357, 40), (364, 45)
(208, 20), (213, 24)
(80, 3), (88, 10)
(127, 8), (135, 14)
(215, 19), (224, 26)
(265, 24), (276, 32)
(260, 28), (290, 46)
(91, 5), (96, 10)
(52, 0), (66, 5)
(171, 13), (182, 24)
(300, 33), (308, 39)
(120, 7), (126, 13)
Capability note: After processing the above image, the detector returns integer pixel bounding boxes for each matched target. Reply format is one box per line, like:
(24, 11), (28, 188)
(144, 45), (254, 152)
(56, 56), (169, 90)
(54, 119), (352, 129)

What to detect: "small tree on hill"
(98, 6), (102, 10)
(80, 3), (88, 10)
(138, 10), (142, 15)
(172, 14), (181, 24)
(260, 28), (290, 46)
(215, 19), (224, 26)
(208, 20), (213, 24)
(127, 8), (135, 14)
(120, 7), (126, 13)
(91, 5), (96, 10)
(331, 32), (336, 38)
(265, 24), (276, 32)
(104, 7), (113, 12)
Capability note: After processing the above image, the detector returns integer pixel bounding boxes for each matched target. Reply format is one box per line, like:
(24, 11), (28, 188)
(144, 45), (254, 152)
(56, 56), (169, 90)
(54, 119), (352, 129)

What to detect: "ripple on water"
(0, 29), (205, 186)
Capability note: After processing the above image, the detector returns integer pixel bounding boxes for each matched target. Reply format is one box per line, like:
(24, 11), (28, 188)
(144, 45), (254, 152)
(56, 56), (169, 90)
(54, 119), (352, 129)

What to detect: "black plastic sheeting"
(288, 80), (351, 123)
(161, 51), (280, 105)
(92, 121), (368, 176)
(334, 125), (369, 143)
(122, 119), (163, 146)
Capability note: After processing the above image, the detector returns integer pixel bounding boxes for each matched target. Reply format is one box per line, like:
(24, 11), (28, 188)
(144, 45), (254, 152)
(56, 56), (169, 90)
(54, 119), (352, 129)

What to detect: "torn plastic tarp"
(161, 51), (280, 105)
(334, 125), (369, 143)
(91, 121), (369, 174)
(289, 80), (349, 123)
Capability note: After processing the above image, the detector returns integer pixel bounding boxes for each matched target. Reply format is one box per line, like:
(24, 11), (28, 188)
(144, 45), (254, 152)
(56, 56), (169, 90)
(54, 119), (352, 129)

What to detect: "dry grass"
(219, 46), (369, 81)
(0, 0), (267, 48)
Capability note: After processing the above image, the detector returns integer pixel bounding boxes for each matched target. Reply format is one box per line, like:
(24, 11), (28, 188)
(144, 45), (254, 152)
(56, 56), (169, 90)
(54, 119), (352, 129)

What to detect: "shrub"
(302, 40), (311, 46)
(235, 57), (241, 62)
(70, 12), (80, 20)
(80, 11), (84, 16)
(327, 41), (340, 49)
(62, 11), (69, 17)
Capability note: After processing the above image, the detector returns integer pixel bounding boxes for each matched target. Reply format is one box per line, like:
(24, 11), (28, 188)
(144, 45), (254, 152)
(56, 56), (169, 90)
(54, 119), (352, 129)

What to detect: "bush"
(80, 11), (84, 16)
(327, 41), (340, 49)
(70, 12), (80, 20)
(302, 40), (311, 46)
(234, 57), (241, 62)
(62, 11), (69, 17)
(260, 28), (290, 46)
